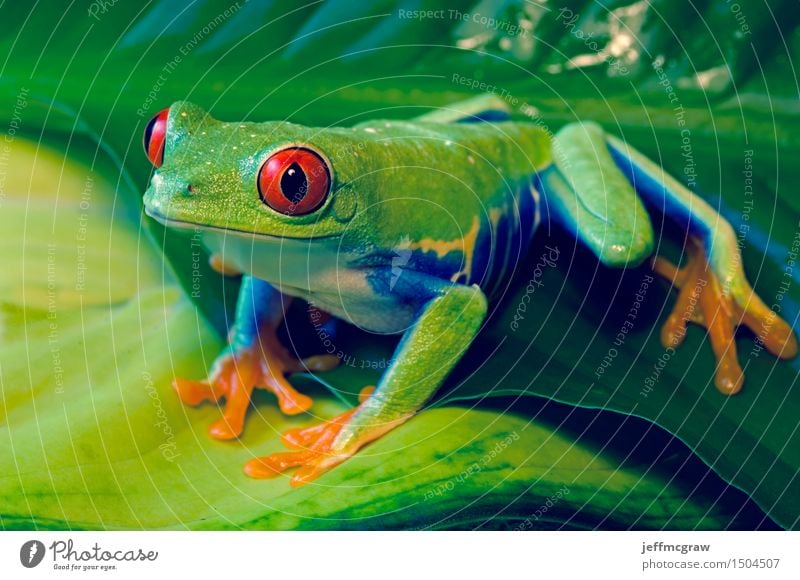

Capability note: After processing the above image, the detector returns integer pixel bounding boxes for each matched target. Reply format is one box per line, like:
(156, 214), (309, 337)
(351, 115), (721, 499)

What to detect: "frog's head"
(142, 102), (358, 242)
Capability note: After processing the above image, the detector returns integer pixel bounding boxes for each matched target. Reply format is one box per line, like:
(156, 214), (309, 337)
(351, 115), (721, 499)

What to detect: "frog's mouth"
(144, 207), (342, 242)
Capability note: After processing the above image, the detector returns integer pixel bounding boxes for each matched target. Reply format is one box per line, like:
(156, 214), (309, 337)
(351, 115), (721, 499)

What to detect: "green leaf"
(0, 138), (161, 308)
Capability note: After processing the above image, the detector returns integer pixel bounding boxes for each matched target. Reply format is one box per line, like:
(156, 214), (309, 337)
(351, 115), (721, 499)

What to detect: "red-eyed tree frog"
(142, 95), (797, 486)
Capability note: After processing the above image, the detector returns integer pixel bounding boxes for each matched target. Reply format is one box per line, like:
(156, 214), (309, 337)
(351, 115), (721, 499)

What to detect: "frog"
(141, 94), (797, 487)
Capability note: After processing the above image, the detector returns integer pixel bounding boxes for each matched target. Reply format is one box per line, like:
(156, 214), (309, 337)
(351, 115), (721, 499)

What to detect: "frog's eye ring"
(257, 147), (331, 215)
(143, 108), (169, 168)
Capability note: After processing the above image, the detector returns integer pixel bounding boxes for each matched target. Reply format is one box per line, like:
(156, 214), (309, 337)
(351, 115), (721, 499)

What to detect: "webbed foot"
(243, 386), (378, 486)
(652, 237), (797, 394)
(173, 324), (339, 440)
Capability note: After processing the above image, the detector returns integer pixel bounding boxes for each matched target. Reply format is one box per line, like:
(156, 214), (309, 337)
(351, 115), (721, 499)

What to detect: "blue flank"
(448, 104), (539, 295)
(407, 247), (468, 284)
(364, 266), (460, 306)
(357, 175), (541, 302)
(472, 177), (540, 298)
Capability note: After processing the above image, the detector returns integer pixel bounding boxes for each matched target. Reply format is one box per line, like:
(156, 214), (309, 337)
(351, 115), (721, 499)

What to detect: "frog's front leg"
(244, 273), (488, 485)
(173, 275), (339, 439)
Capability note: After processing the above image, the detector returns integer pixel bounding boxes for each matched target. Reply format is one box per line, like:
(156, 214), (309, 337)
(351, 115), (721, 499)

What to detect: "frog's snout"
(143, 170), (198, 222)
(150, 171), (195, 198)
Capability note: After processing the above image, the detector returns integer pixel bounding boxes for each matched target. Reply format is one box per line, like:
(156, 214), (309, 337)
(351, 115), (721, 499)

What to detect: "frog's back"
(342, 118), (552, 294)
(350, 118), (552, 188)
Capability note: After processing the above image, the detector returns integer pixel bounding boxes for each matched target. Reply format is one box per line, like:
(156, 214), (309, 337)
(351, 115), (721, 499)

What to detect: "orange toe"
(253, 324), (328, 414)
(771, 319), (798, 358)
(268, 377), (314, 416)
(654, 238), (796, 395)
(292, 462), (337, 487)
(699, 271), (744, 394)
(244, 449), (345, 487)
(744, 311), (799, 359)
(172, 378), (222, 406)
(208, 419), (243, 440)
(244, 418), (344, 483)
(244, 449), (317, 479)
(245, 387), (375, 485)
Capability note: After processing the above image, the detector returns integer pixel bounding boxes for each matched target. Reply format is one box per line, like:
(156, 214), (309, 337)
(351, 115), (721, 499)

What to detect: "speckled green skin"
(142, 95), (754, 474)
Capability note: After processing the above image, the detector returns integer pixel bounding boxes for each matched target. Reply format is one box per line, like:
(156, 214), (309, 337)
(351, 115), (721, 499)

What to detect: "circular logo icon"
(20, 540), (45, 568)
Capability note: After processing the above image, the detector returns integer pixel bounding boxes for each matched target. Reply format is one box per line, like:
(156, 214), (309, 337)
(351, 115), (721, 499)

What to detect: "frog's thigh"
(538, 122), (654, 267)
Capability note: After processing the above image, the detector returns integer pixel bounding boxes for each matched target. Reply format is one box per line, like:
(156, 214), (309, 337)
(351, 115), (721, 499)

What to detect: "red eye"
(143, 108), (169, 167)
(257, 148), (331, 215)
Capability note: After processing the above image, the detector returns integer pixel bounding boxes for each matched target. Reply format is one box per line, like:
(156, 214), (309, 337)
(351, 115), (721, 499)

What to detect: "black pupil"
(280, 163), (308, 203)
(144, 115), (158, 150)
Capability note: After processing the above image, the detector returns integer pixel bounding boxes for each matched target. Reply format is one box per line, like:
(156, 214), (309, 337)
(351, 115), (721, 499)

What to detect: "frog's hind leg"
(605, 134), (797, 394)
(173, 275), (339, 440)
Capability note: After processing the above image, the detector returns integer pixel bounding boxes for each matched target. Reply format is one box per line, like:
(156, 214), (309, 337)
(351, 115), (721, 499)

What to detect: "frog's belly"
(281, 283), (417, 335)
(200, 228), (417, 334)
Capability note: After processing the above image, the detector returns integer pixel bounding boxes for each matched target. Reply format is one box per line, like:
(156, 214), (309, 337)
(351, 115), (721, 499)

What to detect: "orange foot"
(652, 237), (797, 394)
(173, 324), (339, 440)
(244, 386), (375, 486)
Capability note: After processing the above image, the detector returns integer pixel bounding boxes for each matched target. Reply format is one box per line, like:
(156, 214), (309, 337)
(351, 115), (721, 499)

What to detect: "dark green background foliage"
(0, 0), (798, 529)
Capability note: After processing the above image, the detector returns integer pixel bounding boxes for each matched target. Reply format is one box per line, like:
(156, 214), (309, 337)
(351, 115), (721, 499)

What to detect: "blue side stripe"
(605, 141), (711, 239)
